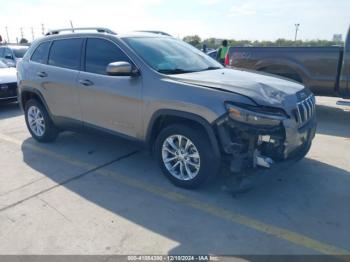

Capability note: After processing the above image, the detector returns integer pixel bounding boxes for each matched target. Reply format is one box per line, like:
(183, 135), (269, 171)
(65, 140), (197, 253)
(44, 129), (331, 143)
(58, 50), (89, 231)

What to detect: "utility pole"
(20, 27), (24, 39)
(70, 20), (74, 32)
(41, 23), (45, 35)
(31, 27), (35, 41)
(294, 23), (300, 42)
(5, 26), (10, 43)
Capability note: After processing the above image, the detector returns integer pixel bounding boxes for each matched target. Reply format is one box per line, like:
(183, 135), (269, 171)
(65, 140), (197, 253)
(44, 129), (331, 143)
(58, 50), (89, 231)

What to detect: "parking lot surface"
(0, 97), (350, 255)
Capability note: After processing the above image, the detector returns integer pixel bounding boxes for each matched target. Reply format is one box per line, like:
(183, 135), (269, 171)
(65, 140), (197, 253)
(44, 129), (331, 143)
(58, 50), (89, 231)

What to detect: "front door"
(78, 38), (142, 138)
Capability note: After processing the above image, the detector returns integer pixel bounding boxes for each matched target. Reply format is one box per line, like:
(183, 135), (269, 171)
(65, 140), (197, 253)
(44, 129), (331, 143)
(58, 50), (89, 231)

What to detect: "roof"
(45, 27), (116, 36)
(6, 45), (29, 49)
(0, 44), (29, 49)
(43, 27), (172, 39)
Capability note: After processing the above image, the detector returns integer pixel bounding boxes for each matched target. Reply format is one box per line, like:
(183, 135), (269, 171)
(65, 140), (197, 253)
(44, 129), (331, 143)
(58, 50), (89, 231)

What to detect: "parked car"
(207, 49), (218, 60)
(17, 28), (316, 188)
(0, 60), (18, 103)
(224, 27), (350, 98)
(0, 44), (29, 67)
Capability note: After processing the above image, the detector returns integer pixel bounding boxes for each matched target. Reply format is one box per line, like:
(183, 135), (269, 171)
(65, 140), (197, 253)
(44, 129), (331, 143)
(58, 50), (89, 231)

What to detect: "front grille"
(295, 95), (316, 127)
(0, 83), (17, 99)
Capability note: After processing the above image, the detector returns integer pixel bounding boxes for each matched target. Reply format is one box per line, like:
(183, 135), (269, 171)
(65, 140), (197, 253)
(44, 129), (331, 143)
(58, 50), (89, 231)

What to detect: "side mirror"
(106, 61), (139, 76)
(5, 55), (13, 60)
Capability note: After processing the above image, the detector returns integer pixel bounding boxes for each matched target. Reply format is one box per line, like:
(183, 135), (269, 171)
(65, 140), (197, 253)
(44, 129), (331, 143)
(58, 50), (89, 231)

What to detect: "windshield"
(123, 37), (223, 74)
(0, 60), (9, 68)
(12, 47), (28, 58)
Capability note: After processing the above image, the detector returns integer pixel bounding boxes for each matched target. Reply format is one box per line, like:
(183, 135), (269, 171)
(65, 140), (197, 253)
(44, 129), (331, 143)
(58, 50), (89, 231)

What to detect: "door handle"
(79, 79), (94, 86)
(37, 71), (48, 78)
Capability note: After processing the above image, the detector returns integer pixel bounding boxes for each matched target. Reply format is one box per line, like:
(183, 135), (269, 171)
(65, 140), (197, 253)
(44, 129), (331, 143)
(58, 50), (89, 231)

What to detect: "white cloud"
(0, 0), (349, 42)
(0, 0), (165, 42)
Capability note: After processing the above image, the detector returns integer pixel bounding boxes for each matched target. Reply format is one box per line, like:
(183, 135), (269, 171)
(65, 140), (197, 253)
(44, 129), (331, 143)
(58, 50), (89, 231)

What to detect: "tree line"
(183, 35), (344, 49)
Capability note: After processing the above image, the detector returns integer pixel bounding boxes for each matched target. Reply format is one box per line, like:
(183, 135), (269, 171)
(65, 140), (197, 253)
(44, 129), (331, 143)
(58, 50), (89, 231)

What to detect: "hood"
(168, 68), (304, 108)
(0, 68), (17, 84)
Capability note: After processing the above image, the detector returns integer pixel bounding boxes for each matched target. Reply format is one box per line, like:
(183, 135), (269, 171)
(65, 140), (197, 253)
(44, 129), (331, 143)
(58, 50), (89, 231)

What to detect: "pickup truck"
(223, 27), (350, 98)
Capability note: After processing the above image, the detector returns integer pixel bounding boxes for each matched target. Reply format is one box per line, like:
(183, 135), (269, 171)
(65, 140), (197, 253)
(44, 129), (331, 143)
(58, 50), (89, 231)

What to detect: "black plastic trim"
(146, 109), (221, 159)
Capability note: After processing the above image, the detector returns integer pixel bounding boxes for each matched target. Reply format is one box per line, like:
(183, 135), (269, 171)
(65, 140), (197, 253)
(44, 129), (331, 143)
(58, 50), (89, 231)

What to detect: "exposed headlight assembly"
(225, 102), (288, 127)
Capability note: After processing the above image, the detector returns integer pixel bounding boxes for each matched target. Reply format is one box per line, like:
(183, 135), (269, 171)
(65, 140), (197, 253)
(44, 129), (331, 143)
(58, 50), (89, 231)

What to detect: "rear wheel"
(24, 99), (59, 142)
(156, 124), (219, 188)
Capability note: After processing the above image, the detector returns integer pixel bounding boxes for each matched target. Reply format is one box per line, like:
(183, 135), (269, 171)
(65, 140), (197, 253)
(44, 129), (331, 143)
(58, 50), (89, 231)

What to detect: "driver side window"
(85, 38), (132, 75)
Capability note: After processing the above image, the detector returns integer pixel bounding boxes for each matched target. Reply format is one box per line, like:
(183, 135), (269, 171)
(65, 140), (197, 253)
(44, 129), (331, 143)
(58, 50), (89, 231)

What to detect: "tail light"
(225, 53), (230, 66)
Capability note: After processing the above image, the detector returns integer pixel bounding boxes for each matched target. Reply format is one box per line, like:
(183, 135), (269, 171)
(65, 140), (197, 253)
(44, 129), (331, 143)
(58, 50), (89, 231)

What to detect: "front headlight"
(225, 102), (287, 127)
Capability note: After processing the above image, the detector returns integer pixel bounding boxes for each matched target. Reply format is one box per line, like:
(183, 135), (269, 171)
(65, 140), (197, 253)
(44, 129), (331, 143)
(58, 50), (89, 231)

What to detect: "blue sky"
(0, 0), (349, 42)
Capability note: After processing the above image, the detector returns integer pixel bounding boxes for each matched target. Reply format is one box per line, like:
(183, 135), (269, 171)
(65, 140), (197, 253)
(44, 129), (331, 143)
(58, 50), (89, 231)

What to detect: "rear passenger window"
(48, 39), (83, 70)
(31, 42), (51, 64)
(85, 38), (131, 75)
(0, 48), (4, 57)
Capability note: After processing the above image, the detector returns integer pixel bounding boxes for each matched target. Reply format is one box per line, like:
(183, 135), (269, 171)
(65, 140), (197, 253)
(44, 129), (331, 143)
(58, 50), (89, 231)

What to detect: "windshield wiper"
(201, 66), (222, 71)
(158, 68), (196, 75)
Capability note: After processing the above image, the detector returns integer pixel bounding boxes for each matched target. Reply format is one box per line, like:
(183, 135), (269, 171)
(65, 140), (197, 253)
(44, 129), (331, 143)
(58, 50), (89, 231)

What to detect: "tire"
(155, 124), (219, 189)
(24, 99), (59, 142)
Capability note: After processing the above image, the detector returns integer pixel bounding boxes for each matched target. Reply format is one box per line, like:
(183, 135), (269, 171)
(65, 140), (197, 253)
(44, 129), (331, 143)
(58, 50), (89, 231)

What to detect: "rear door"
(338, 28), (350, 97)
(78, 37), (142, 138)
(43, 38), (84, 121)
(346, 33), (350, 93)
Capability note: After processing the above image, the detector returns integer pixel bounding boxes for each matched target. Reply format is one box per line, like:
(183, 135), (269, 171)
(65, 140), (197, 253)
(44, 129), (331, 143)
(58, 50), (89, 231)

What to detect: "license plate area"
(0, 84), (17, 98)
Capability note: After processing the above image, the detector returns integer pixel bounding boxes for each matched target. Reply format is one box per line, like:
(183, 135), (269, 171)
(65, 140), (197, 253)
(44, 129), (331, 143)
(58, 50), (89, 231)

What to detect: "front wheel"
(24, 99), (59, 142)
(155, 124), (219, 189)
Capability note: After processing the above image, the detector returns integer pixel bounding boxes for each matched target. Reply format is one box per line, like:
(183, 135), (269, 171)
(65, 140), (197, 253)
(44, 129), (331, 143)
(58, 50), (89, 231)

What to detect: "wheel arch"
(254, 58), (309, 85)
(146, 109), (221, 160)
(20, 88), (51, 116)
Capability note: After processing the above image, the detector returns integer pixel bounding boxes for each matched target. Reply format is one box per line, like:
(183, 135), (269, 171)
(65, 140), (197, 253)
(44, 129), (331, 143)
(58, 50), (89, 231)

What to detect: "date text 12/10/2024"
(127, 255), (219, 261)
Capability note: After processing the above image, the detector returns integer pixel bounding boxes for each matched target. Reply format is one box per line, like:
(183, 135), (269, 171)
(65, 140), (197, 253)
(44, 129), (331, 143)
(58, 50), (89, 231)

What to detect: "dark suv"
(17, 28), (317, 188)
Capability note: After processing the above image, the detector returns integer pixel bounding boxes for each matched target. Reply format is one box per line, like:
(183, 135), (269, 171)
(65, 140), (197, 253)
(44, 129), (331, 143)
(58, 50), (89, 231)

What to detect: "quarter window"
(85, 38), (131, 75)
(31, 42), (51, 64)
(48, 39), (83, 70)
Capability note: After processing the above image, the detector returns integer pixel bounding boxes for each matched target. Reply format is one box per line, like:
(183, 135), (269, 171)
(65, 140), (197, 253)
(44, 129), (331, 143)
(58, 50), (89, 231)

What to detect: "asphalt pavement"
(0, 97), (349, 257)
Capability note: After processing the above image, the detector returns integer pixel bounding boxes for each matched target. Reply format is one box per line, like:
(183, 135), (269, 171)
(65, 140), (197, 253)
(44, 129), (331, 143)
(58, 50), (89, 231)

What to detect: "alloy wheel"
(27, 106), (46, 137)
(161, 134), (201, 181)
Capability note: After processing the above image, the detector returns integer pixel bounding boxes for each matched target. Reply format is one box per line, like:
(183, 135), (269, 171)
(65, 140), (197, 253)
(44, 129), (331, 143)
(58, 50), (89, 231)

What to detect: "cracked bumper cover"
(216, 114), (317, 172)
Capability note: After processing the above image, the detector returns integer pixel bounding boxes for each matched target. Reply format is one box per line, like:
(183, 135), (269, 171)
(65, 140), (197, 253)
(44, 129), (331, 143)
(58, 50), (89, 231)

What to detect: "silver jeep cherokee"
(17, 27), (317, 188)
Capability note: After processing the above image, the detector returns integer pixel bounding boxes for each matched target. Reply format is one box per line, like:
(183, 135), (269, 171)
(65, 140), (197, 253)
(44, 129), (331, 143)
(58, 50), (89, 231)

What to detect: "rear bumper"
(215, 114), (317, 173)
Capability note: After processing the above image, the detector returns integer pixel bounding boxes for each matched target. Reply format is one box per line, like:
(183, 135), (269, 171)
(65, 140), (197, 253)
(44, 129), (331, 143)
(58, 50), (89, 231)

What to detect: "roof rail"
(135, 31), (172, 36)
(45, 27), (117, 36)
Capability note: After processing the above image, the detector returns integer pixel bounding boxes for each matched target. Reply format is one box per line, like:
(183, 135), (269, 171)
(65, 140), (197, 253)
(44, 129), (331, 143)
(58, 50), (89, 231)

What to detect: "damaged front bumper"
(215, 114), (317, 173)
